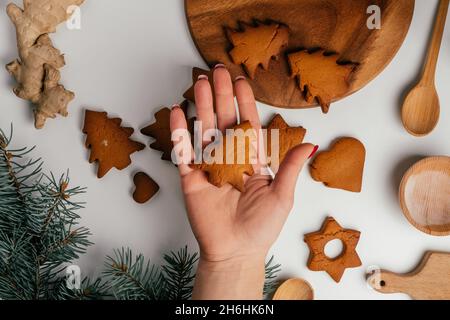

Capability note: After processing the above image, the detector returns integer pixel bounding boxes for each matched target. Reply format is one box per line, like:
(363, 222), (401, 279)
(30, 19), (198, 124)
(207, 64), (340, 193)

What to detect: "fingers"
(170, 106), (194, 177)
(234, 77), (264, 170)
(235, 77), (261, 129)
(214, 66), (237, 132)
(271, 144), (317, 201)
(195, 75), (215, 145)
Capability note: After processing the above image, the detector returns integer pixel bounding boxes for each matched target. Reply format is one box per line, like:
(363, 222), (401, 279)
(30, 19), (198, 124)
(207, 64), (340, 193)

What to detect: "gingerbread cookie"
(310, 137), (366, 192)
(266, 114), (306, 167)
(227, 22), (289, 79)
(288, 49), (357, 113)
(133, 172), (159, 204)
(141, 101), (194, 162)
(190, 121), (256, 192)
(83, 110), (145, 178)
(304, 217), (362, 283)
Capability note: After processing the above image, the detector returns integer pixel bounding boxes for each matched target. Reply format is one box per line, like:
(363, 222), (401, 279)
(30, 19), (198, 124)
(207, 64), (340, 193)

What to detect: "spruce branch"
(161, 246), (199, 300)
(0, 231), (37, 299)
(0, 127), (94, 300)
(0, 126), (283, 300)
(103, 247), (167, 300)
(264, 256), (281, 296)
(49, 277), (110, 300)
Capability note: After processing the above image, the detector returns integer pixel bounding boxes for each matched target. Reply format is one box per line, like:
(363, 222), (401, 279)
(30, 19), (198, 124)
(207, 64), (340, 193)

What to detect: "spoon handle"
(422, 0), (449, 85)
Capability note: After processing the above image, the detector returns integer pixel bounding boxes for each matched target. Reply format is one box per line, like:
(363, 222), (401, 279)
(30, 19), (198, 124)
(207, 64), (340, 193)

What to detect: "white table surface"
(1, 0), (449, 300)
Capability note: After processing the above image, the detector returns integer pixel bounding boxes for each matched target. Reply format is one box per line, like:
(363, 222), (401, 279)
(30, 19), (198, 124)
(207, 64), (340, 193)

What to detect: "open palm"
(170, 67), (315, 263)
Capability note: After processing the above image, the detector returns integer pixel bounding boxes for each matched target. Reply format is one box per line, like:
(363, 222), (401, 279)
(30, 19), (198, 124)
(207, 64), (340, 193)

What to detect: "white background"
(0, 0), (449, 300)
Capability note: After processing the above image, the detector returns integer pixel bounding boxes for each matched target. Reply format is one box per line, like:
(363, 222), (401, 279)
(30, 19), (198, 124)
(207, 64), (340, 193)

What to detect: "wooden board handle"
(368, 252), (450, 300)
(422, 0), (449, 85)
(367, 271), (413, 295)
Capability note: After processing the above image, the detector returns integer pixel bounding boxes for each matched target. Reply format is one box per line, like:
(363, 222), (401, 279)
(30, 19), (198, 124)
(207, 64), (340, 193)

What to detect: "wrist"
(198, 252), (267, 273)
(193, 253), (267, 300)
(199, 247), (268, 264)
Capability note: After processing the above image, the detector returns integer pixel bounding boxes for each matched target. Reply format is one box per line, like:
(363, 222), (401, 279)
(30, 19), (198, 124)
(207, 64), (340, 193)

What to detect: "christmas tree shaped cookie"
(227, 22), (289, 79)
(83, 110), (144, 178)
(288, 49), (357, 113)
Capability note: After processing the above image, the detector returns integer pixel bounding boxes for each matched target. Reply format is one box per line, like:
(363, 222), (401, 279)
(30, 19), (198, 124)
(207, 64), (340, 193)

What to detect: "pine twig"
(103, 247), (167, 300)
(0, 126), (94, 300)
(49, 277), (110, 300)
(161, 246), (198, 300)
(264, 256), (281, 296)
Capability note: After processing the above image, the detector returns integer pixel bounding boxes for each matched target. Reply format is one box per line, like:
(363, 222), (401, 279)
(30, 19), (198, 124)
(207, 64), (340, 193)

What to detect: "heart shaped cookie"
(310, 137), (366, 192)
(133, 172), (159, 204)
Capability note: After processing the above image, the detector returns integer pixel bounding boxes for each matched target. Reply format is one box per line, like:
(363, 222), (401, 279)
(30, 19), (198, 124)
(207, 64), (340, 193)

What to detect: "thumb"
(6, 4), (22, 23)
(271, 144), (318, 199)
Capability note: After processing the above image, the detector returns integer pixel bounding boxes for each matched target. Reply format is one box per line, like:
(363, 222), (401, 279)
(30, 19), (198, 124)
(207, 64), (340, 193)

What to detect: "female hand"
(170, 66), (316, 300)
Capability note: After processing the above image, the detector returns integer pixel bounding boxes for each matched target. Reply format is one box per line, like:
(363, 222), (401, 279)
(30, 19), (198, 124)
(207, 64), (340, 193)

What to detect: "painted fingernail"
(172, 104), (181, 110)
(235, 76), (246, 82)
(198, 75), (208, 81)
(308, 145), (319, 159)
(215, 63), (226, 69)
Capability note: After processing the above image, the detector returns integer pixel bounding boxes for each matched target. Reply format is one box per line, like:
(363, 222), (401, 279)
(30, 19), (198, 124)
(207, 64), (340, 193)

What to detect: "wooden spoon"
(399, 156), (450, 236)
(272, 278), (314, 300)
(402, 0), (449, 137)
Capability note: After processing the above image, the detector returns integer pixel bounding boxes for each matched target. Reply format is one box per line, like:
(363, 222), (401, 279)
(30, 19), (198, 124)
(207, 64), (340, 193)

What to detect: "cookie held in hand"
(133, 172), (159, 204)
(310, 137), (365, 192)
(304, 217), (362, 283)
(83, 110), (145, 178)
(190, 122), (256, 192)
(227, 21), (289, 79)
(266, 114), (307, 167)
(288, 49), (357, 113)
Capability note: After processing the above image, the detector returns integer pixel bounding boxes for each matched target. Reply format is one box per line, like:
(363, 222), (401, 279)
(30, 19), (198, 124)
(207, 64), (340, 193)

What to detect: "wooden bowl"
(399, 157), (450, 236)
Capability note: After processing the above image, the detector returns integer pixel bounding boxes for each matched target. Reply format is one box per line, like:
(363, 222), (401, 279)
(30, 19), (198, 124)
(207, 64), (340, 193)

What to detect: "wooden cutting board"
(367, 252), (450, 300)
(185, 0), (415, 109)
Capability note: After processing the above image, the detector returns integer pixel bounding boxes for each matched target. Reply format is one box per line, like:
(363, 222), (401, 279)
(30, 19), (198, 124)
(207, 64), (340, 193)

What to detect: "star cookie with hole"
(304, 217), (362, 282)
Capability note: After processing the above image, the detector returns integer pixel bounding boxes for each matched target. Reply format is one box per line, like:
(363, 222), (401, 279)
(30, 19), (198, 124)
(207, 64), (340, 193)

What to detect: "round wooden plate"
(185, 0), (415, 109)
(399, 157), (450, 236)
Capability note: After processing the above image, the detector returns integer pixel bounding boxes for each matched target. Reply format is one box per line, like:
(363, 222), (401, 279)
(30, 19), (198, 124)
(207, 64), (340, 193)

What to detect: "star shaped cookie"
(266, 114), (306, 168)
(304, 217), (362, 282)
